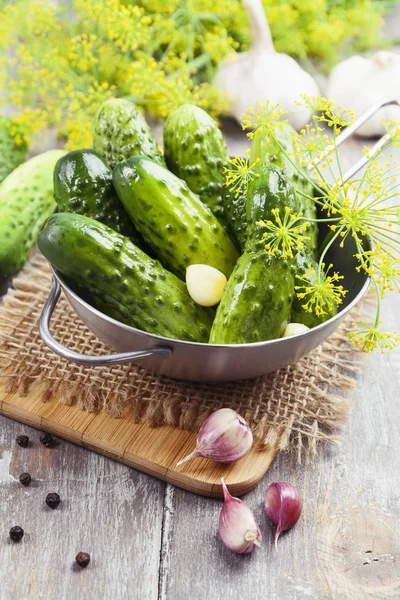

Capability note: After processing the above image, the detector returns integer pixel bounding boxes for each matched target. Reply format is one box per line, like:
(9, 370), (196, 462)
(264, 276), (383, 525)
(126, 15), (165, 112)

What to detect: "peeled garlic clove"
(176, 408), (253, 466)
(327, 51), (400, 137)
(283, 323), (310, 338)
(265, 482), (302, 548)
(186, 264), (227, 307)
(213, 0), (319, 130)
(219, 478), (262, 554)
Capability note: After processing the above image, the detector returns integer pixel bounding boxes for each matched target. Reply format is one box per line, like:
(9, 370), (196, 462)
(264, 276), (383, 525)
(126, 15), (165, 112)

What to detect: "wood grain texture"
(0, 382), (277, 498)
(2, 7), (400, 593)
(160, 294), (400, 600)
(0, 416), (165, 600)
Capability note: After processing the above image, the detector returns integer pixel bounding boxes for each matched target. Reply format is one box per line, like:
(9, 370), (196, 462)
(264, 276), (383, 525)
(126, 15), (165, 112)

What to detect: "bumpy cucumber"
(246, 161), (301, 241)
(290, 251), (338, 327)
(222, 188), (247, 251)
(53, 150), (144, 246)
(163, 104), (228, 225)
(113, 156), (239, 279)
(38, 213), (214, 342)
(0, 150), (65, 278)
(93, 99), (163, 169)
(250, 123), (317, 252)
(210, 164), (298, 344)
(0, 116), (27, 183)
(209, 251), (294, 343)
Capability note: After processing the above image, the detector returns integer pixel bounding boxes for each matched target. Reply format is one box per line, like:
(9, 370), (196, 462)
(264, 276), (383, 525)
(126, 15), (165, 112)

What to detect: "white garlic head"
(327, 51), (400, 137)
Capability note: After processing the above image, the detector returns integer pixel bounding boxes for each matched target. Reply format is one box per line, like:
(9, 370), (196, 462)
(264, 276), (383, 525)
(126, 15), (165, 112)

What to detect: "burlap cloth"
(0, 253), (367, 460)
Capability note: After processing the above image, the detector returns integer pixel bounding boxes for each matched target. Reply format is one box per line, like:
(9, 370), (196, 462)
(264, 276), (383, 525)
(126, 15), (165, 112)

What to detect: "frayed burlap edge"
(0, 253), (370, 460)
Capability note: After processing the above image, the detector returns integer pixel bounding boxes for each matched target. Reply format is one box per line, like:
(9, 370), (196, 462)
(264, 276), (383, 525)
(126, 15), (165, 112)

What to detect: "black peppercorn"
(9, 526), (24, 542)
(75, 552), (90, 568)
(16, 435), (29, 448)
(19, 473), (31, 487)
(39, 432), (55, 448)
(45, 492), (61, 509)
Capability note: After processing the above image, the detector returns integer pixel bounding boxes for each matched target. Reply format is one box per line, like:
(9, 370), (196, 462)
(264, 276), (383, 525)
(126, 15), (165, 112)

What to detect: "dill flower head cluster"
(224, 151), (260, 198)
(239, 95), (400, 353)
(257, 207), (310, 259)
(0, 0), (389, 148)
(0, 0), (230, 149)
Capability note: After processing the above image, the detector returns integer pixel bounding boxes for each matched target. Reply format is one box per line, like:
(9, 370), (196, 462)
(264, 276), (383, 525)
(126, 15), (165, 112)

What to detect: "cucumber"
(0, 116), (27, 183)
(222, 188), (247, 251)
(163, 104), (228, 225)
(113, 156), (239, 279)
(0, 149), (66, 278)
(210, 164), (298, 344)
(93, 99), (163, 169)
(38, 213), (214, 343)
(290, 251), (338, 328)
(209, 251), (294, 343)
(249, 123), (317, 252)
(53, 149), (145, 247)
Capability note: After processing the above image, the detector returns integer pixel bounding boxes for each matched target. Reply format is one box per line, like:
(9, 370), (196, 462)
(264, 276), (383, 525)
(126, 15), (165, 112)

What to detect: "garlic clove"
(283, 323), (310, 338)
(265, 482), (302, 548)
(176, 408), (253, 466)
(219, 478), (262, 554)
(213, 0), (319, 131)
(327, 51), (400, 137)
(186, 264), (227, 307)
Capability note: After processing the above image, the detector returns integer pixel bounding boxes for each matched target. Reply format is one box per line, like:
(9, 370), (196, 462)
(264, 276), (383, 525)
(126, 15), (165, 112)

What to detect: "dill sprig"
(239, 95), (400, 353)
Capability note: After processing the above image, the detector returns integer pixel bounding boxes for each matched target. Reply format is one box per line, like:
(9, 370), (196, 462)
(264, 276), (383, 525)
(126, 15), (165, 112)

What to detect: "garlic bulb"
(283, 323), (310, 338)
(186, 264), (227, 307)
(327, 51), (400, 137)
(213, 0), (319, 130)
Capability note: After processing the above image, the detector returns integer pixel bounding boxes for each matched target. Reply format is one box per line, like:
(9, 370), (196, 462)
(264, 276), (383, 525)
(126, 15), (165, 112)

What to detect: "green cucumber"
(113, 156), (239, 279)
(0, 116), (28, 183)
(210, 164), (298, 344)
(0, 149), (66, 278)
(250, 123), (317, 252)
(38, 213), (214, 343)
(222, 188), (247, 251)
(53, 149), (145, 246)
(209, 251), (294, 343)
(163, 104), (228, 225)
(290, 251), (338, 328)
(93, 98), (163, 169)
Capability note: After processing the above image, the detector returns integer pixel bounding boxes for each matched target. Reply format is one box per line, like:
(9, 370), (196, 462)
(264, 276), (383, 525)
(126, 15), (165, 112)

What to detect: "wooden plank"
(159, 280), (400, 600)
(0, 381), (277, 498)
(0, 415), (164, 600)
(159, 111), (400, 599)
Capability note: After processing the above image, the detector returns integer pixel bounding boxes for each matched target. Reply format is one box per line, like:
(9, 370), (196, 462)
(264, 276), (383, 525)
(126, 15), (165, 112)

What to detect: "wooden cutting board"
(0, 380), (277, 497)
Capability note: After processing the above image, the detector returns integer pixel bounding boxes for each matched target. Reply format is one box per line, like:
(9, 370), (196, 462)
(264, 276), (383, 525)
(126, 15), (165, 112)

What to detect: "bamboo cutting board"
(0, 380), (277, 497)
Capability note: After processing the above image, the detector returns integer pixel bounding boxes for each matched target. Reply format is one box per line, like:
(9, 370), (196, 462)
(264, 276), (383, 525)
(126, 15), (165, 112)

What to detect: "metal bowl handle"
(39, 277), (173, 366)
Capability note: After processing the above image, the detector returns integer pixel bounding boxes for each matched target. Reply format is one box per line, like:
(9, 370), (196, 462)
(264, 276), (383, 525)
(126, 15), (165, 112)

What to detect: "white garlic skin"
(283, 323), (310, 338)
(215, 52), (319, 131)
(186, 264), (227, 307)
(213, 0), (319, 131)
(219, 478), (262, 554)
(327, 51), (400, 137)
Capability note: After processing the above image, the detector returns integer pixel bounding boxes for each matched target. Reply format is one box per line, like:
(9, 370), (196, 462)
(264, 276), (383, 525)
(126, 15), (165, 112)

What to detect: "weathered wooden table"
(1, 12), (400, 597)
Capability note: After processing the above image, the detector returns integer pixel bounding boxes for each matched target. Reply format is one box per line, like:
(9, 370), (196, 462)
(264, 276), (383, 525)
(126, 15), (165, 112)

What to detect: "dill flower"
(237, 95), (400, 352)
(257, 207), (310, 259)
(0, 0), (230, 148)
(348, 322), (399, 353)
(241, 100), (288, 138)
(224, 151), (260, 198)
(294, 263), (347, 317)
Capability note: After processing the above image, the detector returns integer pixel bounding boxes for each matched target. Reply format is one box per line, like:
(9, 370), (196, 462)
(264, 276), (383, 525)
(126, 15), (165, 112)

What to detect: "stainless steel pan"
(40, 101), (396, 382)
